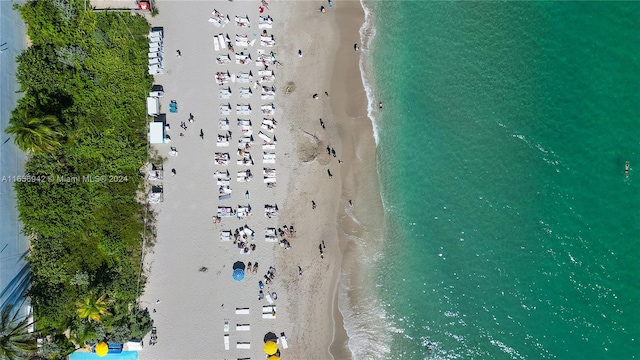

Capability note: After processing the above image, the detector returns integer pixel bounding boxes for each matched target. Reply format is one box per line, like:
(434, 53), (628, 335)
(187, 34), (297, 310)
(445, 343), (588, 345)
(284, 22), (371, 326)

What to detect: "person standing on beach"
(199, 129), (204, 139)
(298, 49), (303, 57)
(312, 200), (316, 209)
(171, 168), (176, 176)
(354, 43), (359, 51)
(176, 49), (181, 57)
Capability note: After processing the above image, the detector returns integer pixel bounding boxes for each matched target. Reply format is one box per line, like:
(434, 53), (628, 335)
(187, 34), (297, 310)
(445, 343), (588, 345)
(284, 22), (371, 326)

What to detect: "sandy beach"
(140, 0), (373, 358)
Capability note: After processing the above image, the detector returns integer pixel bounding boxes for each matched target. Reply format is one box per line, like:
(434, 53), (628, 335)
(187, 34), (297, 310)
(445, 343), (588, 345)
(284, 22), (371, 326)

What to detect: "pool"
(69, 351), (139, 360)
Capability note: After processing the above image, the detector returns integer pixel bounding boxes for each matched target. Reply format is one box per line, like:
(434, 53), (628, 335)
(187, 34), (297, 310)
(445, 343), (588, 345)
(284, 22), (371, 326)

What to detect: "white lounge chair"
(217, 33), (226, 50)
(235, 307), (250, 315)
(236, 342), (251, 349)
(213, 35), (220, 51)
(236, 324), (250, 331)
(262, 313), (276, 319)
(224, 319), (229, 332)
(224, 334), (230, 350)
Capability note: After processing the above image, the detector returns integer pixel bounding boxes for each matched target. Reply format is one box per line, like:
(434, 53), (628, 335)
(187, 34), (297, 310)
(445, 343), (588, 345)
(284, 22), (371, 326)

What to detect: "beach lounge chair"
(239, 87), (252, 99)
(261, 104), (275, 115)
(237, 152), (253, 166)
(218, 34), (227, 51)
(219, 118), (230, 130)
(214, 170), (230, 179)
(280, 332), (289, 349)
(263, 152), (276, 164)
(236, 104), (251, 115)
(260, 35), (275, 47)
(235, 34), (249, 47)
(236, 52), (251, 65)
(220, 230), (232, 241)
(218, 206), (234, 218)
(235, 15), (250, 27)
(213, 36), (220, 51)
(220, 104), (231, 115)
(219, 87), (232, 99)
(262, 313), (276, 319)
(265, 292), (274, 304)
(224, 334), (229, 350)
(263, 305), (276, 313)
(258, 131), (273, 144)
(236, 324), (250, 331)
(235, 307), (250, 315)
(217, 54), (231, 65)
(236, 342), (251, 349)
(224, 319), (229, 332)
(236, 71), (253, 83)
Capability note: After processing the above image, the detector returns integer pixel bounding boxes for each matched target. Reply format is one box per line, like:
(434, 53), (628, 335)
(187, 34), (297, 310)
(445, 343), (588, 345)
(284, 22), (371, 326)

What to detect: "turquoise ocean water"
(352, 1), (640, 359)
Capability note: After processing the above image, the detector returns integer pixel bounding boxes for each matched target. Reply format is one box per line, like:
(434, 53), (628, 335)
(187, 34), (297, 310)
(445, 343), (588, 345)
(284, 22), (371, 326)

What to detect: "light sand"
(140, 0), (371, 359)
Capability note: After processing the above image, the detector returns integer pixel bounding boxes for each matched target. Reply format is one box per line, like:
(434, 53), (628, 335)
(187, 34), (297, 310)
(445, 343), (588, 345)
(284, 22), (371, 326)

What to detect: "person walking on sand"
(354, 43), (359, 51)
(312, 200), (316, 209)
(320, 119), (325, 129)
(200, 129), (204, 139)
(298, 49), (303, 57)
(171, 168), (176, 176)
(176, 49), (181, 57)
(327, 169), (333, 179)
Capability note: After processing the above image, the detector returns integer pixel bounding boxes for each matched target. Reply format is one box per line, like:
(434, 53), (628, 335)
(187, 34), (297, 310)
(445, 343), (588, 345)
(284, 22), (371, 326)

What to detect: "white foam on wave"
(358, 0), (379, 145)
(338, 232), (392, 359)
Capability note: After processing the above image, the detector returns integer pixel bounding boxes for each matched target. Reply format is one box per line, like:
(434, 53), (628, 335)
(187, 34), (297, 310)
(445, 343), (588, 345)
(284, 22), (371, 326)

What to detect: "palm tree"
(5, 111), (62, 154)
(0, 303), (37, 360)
(76, 294), (110, 323)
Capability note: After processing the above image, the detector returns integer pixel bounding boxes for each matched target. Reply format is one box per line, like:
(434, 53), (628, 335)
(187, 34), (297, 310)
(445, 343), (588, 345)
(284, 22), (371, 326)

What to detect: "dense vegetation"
(6, 0), (155, 357)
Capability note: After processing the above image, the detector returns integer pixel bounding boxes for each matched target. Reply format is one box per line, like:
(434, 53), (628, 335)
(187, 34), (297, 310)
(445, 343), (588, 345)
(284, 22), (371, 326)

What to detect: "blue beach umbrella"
(233, 268), (245, 282)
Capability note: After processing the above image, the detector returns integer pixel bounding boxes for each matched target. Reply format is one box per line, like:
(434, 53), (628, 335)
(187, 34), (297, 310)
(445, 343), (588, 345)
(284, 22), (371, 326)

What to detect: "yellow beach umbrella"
(267, 356), (280, 360)
(95, 342), (109, 357)
(263, 340), (278, 355)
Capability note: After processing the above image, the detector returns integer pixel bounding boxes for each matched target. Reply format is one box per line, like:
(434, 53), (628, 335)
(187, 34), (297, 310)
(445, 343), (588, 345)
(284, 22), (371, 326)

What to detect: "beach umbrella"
(95, 342), (108, 357)
(233, 261), (245, 270)
(263, 340), (278, 355)
(267, 356), (280, 360)
(263, 331), (278, 343)
(233, 268), (245, 282)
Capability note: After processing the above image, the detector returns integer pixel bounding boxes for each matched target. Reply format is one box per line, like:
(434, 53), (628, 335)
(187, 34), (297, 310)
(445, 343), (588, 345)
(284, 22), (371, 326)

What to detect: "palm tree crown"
(0, 303), (37, 360)
(76, 294), (111, 323)
(5, 111), (62, 154)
